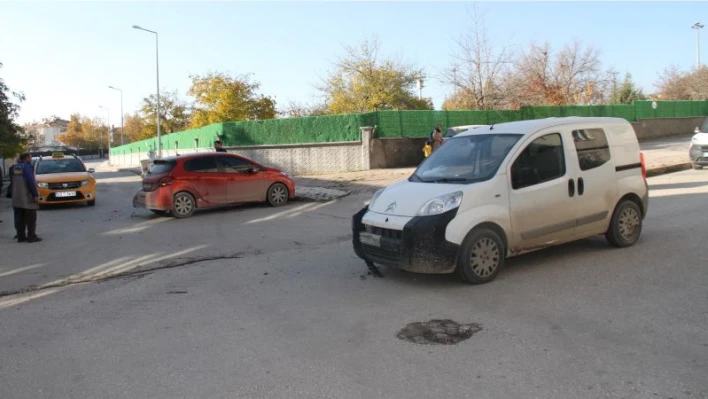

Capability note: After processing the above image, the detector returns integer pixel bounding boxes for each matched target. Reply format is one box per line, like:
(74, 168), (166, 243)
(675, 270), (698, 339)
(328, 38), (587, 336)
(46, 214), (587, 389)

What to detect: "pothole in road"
(397, 319), (482, 345)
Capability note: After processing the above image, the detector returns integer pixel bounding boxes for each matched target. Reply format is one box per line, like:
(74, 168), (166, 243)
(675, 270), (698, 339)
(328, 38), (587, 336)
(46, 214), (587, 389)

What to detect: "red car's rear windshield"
(148, 160), (176, 175)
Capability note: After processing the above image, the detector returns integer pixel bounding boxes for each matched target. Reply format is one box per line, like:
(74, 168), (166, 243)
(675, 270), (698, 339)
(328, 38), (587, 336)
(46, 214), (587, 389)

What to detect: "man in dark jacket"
(10, 153), (41, 243)
(214, 140), (227, 152)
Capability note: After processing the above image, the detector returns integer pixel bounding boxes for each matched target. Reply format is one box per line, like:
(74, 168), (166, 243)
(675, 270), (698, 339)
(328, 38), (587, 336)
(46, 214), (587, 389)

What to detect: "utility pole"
(611, 71), (619, 103)
(693, 22), (704, 69)
(416, 78), (424, 100)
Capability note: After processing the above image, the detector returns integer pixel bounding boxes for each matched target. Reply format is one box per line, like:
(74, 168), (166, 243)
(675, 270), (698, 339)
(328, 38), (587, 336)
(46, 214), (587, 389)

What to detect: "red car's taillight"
(157, 176), (174, 187)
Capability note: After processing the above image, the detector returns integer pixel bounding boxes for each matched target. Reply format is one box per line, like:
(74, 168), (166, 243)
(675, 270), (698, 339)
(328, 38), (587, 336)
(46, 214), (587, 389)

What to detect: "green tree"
(0, 62), (25, 159)
(139, 90), (190, 137)
(188, 72), (276, 128)
(613, 73), (646, 104)
(319, 36), (431, 114)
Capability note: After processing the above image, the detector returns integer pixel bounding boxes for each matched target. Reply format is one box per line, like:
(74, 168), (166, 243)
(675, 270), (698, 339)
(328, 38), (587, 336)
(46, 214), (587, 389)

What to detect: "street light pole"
(99, 106), (110, 159)
(132, 24), (162, 158)
(692, 22), (704, 70)
(108, 86), (124, 145)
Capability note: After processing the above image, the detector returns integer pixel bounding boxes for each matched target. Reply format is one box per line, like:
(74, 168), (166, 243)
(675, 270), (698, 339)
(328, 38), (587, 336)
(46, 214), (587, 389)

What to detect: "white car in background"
(689, 117), (708, 169)
(442, 125), (488, 142)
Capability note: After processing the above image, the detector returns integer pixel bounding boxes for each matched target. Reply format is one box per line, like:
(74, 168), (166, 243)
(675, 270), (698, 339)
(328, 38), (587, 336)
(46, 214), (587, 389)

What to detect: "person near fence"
(10, 153), (41, 243)
(431, 126), (444, 152)
(214, 140), (227, 153)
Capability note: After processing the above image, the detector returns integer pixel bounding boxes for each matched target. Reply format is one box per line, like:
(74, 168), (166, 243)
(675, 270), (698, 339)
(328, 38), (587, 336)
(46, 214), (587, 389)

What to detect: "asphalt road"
(1, 165), (707, 399)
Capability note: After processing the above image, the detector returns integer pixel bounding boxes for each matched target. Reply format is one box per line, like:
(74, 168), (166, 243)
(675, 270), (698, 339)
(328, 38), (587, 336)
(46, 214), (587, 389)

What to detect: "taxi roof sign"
(51, 152), (65, 158)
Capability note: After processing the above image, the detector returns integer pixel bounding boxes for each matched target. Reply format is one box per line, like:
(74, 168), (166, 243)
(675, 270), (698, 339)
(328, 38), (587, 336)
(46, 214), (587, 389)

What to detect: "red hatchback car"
(132, 152), (296, 218)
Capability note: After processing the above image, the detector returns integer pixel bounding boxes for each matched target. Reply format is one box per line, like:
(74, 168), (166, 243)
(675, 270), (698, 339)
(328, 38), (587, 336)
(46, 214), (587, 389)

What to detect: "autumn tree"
(188, 72), (276, 128)
(654, 65), (708, 100)
(58, 114), (110, 152)
(512, 41), (610, 106)
(123, 112), (147, 143)
(319, 35), (432, 114)
(0, 62), (25, 159)
(58, 114), (85, 148)
(441, 5), (517, 110)
(139, 90), (190, 136)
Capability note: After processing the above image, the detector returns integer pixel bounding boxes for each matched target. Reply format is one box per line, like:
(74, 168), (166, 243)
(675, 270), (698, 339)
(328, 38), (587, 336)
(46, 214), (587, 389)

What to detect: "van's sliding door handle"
(568, 179), (575, 197)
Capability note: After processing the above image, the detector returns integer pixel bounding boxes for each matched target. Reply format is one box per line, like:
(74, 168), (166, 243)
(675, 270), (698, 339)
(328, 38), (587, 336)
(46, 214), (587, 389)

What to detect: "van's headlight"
(37, 182), (48, 188)
(417, 191), (463, 216)
(368, 188), (384, 209)
(81, 179), (90, 186)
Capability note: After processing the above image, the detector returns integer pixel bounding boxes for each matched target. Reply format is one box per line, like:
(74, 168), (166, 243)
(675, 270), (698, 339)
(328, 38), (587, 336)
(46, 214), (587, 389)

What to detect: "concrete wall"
(109, 129), (373, 176)
(631, 117), (705, 142)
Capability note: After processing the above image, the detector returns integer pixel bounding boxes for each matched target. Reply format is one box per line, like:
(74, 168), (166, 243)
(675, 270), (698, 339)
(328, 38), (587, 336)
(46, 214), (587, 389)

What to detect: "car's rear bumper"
(133, 189), (172, 211)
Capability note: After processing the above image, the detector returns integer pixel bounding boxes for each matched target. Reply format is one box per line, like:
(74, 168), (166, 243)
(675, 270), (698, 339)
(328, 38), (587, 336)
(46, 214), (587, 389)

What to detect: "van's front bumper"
(352, 207), (460, 274)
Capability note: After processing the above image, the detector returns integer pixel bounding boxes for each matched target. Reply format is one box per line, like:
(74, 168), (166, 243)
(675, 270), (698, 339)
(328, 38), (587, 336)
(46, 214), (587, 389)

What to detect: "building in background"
(23, 116), (69, 146)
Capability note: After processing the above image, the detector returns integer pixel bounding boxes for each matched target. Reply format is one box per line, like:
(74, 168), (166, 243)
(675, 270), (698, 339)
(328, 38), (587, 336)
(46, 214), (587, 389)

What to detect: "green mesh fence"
(110, 101), (708, 155)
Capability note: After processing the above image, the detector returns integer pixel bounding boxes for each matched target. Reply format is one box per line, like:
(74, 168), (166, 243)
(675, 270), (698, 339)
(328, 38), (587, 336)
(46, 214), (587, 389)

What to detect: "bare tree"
(441, 4), (517, 110)
(277, 100), (329, 118)
(654, 65), (708, 100)
(514, 40), (609, 106)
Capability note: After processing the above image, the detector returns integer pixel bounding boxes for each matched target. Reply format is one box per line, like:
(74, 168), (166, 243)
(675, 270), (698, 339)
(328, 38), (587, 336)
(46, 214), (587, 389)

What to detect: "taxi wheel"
(172, 192), (196, 219)
(455, 227), (505, 285)
(87, 200), (95, 206)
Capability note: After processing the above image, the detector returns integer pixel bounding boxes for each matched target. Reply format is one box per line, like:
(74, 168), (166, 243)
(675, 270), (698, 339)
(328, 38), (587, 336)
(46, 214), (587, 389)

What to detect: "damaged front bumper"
(352, 207), (460, 274)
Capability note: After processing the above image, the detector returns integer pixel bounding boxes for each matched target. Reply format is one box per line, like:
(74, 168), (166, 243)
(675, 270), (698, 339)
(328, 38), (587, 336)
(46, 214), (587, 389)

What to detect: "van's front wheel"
(456, 228), (505, 285)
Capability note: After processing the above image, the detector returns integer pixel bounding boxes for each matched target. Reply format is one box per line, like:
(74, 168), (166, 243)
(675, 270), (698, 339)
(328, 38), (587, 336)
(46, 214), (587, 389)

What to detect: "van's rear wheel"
(606, 200), (642, 248)
(455, 228), (505, 285)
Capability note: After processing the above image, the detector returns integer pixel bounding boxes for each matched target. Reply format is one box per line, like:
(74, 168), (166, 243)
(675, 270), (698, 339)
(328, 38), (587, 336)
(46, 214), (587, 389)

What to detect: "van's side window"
(571, 128), (611, 171)
(511, 133), (566, 190)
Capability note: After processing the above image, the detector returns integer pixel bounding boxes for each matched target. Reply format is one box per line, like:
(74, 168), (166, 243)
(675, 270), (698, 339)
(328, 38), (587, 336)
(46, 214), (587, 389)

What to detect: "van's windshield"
(410, 133), (523, 184)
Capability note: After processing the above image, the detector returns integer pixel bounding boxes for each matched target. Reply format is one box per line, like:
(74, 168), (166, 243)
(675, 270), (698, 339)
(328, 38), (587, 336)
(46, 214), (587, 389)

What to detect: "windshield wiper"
(425, 177), (470, 183)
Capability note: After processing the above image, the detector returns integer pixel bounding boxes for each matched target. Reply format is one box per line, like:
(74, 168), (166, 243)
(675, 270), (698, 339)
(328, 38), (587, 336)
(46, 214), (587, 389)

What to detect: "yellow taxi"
(34, 152), (97, 206)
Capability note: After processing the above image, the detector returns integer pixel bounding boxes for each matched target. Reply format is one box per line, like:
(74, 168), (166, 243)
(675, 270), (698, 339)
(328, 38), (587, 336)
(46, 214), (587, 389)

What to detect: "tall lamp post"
(108, 85), (124, 145)
(132, 24), (162, 158)
(99, 106), (110, 159)
(692, 22), (704, 70)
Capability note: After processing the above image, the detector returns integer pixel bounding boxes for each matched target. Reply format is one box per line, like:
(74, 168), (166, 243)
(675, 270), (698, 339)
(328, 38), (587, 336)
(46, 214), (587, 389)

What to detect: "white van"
(352, 117), (649, 284)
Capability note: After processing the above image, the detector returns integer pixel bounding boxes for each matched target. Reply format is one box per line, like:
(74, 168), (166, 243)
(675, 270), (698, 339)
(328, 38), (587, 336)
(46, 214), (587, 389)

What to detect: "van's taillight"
(640, 152), (647, 180)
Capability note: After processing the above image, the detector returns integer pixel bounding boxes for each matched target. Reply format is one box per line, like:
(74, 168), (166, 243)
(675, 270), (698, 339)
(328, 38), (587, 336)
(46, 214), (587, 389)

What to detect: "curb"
(646, 162), (693, 178)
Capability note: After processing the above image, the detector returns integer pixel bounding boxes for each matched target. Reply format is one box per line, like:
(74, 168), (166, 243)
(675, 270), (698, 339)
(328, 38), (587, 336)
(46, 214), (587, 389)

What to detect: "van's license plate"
(360, 232), (381, 247)
(56, 191), (76, 198)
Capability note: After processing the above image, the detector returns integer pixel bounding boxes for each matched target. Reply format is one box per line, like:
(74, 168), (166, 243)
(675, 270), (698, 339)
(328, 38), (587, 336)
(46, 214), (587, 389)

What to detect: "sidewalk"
(294, 134), (695, 198)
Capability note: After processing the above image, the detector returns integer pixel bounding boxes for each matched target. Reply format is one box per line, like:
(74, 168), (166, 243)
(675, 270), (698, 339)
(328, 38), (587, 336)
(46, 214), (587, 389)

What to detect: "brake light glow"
(640, 152), (646, 180)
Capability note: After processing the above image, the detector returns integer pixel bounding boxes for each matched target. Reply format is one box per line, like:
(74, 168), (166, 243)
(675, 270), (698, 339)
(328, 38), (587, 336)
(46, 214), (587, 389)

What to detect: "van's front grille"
(364, 225), (402, 239)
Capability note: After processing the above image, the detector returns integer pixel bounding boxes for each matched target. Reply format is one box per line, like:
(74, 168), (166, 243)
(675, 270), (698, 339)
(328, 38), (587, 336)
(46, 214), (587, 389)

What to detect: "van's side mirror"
(695, 127), (701, 133)
(88, 168), (95, 174)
